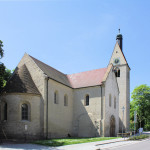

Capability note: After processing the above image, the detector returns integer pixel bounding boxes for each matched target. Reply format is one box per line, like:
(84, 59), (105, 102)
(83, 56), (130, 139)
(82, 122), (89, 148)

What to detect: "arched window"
(54, 91), (58, 104)
(85, 95), (89, 106)
(64, 94), (68, 106)
(22, 104), (28, 120)
(4, 103), (7, 120)
(109, 94), (111, 107)
(115, 69), (120, 77)
(114, 97), (116, 109)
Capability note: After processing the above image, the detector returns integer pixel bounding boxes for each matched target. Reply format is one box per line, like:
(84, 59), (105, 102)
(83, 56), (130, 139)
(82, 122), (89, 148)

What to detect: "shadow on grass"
(34, 140), (65, 147)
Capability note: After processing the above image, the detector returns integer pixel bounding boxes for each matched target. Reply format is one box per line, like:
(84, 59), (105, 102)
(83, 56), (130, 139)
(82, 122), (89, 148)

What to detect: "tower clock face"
(114, 58), (120, 65)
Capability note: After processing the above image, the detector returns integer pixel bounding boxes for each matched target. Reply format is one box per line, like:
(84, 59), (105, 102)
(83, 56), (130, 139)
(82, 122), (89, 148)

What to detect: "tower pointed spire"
(116, 29), (123, 51)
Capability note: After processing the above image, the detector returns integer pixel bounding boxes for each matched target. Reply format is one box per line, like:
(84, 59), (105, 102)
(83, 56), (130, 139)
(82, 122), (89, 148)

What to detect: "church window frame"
(64, 94), (68, 106)
(54, 91), (59, 104)
(109, 94), (111, 107)
(21, 103), (29, 121)
(85, 95), (89, 106)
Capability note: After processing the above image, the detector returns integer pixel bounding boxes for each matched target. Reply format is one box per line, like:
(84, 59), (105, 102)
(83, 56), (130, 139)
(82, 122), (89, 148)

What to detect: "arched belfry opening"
(113, 67), (120, 77)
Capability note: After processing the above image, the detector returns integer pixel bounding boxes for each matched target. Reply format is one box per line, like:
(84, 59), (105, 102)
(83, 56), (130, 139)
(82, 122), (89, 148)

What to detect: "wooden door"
(110, 116), (115, 137)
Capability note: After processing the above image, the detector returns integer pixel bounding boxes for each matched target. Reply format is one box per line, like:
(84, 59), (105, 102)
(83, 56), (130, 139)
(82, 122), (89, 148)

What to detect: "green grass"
(33, 137), (120, 147)
(129, 134), (150, 140)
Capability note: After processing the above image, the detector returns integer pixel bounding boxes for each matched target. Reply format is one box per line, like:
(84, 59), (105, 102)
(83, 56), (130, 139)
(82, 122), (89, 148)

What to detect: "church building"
(0, 32), (130, 140)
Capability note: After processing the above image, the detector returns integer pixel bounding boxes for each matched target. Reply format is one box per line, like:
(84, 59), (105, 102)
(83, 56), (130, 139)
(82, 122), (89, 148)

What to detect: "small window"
(115, 69), (120, 77)
(22, 104), (28, 120)
(4, 103), (7, 120)
(85, 95), (89, 106)
(109, 94), (111, 107)
(54, 91), (58, 104)
(64, 94), (68, 106)
(114, 97), (116, 109)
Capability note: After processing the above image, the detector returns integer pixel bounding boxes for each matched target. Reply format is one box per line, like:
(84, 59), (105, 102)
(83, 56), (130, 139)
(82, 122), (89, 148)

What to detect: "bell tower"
(109, 30), (130, 132)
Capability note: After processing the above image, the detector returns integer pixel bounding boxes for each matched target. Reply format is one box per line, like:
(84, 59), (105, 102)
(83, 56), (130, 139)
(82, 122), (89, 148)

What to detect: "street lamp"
(121, 106), (125, 137)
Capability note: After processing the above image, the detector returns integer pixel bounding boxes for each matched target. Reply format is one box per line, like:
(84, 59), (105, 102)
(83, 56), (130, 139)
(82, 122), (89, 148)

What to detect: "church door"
(110, 115), (115, 137)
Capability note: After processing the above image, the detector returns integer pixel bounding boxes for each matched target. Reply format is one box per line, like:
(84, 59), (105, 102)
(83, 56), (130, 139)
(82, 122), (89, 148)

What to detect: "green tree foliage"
(0, 40), (4, 58)
(130, 84), (150, 131)
(0, 40), (12, 91)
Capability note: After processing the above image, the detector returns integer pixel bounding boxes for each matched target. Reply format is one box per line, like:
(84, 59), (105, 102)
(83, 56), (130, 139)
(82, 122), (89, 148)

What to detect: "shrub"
(129, 134), (149, 140)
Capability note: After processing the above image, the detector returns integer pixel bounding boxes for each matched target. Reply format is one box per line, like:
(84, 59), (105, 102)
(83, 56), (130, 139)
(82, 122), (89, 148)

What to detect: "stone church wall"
(117, 65), (130, 132)
(17, 53), (47, 135)
(47, 79), (73, 138)
(0, 93), (43, 140)
(104, 67), (119, 137)
(73, 86), (102, 137)
(17, 54), (46, 99)
(109, 43), (130, 132)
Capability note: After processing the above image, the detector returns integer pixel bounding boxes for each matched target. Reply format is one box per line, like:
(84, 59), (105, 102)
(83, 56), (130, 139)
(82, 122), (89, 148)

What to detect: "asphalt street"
(105, 139), (150, 150)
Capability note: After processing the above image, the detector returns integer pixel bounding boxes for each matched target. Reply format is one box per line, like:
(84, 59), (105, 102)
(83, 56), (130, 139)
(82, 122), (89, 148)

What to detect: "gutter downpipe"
(46, 76), (50, 139)
(101, 85), (103, 120)
(100, 84), (104, 137)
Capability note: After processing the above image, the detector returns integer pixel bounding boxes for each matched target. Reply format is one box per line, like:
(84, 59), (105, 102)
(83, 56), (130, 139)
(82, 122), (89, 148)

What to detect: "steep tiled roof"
(3, 64), (40, 94)
(30, 56), (72, 87)
(67, 68), (107, 88)
(29, 55), (108, 88)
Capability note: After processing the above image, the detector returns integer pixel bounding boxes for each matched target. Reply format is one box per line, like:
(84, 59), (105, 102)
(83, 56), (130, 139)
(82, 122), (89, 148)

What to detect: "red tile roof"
(30, 55), (108, 88)
(67, 68), (107, 88)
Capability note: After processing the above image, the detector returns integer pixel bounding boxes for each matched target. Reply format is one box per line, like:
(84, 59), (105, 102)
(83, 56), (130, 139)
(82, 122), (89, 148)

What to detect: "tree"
(0, 40), (4, 58)
(131, 84), (150, 130)
(0, 40), (12, 91)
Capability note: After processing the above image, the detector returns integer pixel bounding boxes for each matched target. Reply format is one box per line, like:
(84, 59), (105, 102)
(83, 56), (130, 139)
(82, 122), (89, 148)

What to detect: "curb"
(95, 139), (128, 146)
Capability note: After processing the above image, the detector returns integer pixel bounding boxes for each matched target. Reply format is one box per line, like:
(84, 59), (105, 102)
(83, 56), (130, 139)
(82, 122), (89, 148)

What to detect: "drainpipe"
(46, 76), (50, 139)
(101, 86), (103, 119)
(100, 85), (104, 137)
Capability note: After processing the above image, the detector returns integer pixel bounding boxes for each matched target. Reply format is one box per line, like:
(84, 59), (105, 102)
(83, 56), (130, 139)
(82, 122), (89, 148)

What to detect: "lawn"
(34, 137), (120, 147)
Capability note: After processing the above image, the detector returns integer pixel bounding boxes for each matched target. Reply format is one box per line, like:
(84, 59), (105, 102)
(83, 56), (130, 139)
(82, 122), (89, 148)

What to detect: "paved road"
(106, 139), (150, 150)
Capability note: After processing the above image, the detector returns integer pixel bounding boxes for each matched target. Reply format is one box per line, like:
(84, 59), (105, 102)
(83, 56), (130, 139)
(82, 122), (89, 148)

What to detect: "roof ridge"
(29, 55), (67, 76)
(67, 67), (107, 76)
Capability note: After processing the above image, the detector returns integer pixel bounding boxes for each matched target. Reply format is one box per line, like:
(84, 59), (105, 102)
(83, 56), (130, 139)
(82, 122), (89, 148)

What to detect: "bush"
(129, 134), (149, 140)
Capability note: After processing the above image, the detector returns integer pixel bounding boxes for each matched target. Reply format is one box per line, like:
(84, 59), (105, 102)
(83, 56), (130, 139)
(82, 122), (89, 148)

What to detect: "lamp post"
(121, 106), (125, 137)
(134, 111), (137, 136)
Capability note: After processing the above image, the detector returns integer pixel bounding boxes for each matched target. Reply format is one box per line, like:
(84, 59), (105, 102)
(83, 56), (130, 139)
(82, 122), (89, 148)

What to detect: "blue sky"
(0, 0), (150, 99)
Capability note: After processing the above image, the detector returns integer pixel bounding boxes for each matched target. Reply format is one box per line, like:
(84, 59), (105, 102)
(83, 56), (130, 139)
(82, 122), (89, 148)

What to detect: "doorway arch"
(110, 115), (115, 137)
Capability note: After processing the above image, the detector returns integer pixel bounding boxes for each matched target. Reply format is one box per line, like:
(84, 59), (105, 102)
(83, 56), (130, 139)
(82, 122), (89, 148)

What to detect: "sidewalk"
(57, 138), (131, 150)
(0, 137), (143, 150)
